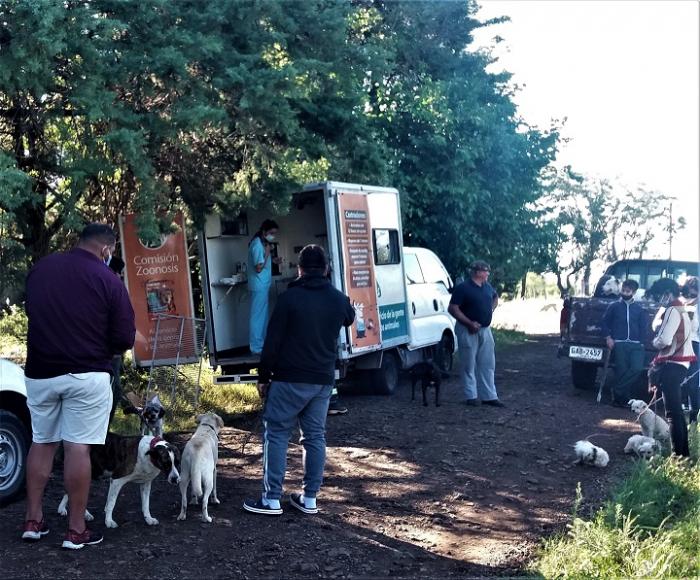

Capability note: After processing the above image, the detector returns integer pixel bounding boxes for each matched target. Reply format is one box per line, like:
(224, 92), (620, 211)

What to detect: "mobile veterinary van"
(199, 181), (456, 394)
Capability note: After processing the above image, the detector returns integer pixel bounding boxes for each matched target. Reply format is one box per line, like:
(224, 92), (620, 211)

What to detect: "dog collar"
(202, 423), (219, 440)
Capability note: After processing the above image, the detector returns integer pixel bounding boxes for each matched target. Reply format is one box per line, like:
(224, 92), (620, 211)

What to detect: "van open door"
(327, 183), (409, 356)
(335, 189), (383, 354)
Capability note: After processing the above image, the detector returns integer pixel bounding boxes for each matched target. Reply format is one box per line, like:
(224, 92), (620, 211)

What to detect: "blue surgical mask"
(265, 234), (275, 243)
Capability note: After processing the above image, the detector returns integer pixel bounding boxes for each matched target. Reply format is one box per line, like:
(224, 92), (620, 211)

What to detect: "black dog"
(410, 362), (442, 407)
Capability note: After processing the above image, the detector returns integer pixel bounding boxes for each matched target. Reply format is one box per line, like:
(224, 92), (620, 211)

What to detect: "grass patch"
(534, 422), (700, 579)
(492, 327), (528, 348)
(113, 360), (261, 434)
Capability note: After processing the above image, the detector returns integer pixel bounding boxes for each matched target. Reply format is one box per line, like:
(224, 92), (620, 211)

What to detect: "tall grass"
(492, 327), (528, 347)
(535, 422), (700, 579)
(113, 359), (261, 434)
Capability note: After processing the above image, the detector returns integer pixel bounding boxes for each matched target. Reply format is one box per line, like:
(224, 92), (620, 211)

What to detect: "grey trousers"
(261, 381), (332, 500)
(456, 324), (498, 401)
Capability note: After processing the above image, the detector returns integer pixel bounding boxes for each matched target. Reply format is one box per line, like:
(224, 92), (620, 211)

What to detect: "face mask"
(265, 234), (275, 243)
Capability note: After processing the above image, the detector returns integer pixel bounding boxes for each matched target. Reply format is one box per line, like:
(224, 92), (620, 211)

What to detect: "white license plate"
(569, 346), (604, 361)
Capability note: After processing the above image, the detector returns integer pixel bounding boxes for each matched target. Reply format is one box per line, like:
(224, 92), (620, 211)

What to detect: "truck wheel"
(0, 410), (30, 506)
(370, 351), (400, 395)
(434, 332), (454, 374)
(571, 361), (598, 390)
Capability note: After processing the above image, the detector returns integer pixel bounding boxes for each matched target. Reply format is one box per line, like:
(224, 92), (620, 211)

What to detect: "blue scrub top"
(248, 237), (271, 291)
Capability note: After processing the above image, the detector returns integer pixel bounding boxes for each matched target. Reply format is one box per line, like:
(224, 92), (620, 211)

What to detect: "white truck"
(199, 181), (456, 394)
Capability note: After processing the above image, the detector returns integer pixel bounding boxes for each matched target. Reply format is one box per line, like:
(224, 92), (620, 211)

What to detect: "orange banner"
(338, 192), (381, 352)
(120, 212), (197, 366)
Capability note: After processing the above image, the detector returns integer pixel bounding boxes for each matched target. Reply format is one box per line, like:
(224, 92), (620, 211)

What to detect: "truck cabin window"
(373, 229), (400, 265)
(419, 254), (451, 289)
(404, 253), (425, 285)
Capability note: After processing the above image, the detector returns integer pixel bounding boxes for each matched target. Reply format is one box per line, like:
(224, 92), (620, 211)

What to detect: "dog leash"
(680, 369), (699, 388)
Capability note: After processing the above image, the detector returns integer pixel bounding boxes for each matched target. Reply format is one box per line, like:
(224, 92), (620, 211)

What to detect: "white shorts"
(26, 372), (112, 444)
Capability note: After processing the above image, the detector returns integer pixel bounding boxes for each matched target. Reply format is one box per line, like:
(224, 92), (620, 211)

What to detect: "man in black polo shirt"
(448, 260), (504, 407)
(22, 224), (135, 549)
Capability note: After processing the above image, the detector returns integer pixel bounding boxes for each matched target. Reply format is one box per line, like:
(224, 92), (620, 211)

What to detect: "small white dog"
(177, 412), (224, 523)
(628, 399), (671, 443)
(574, 440), (610, 467)
(624, 434), (660, 459)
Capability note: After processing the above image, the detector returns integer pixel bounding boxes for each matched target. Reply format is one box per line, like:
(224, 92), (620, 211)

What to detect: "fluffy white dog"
(628, 399), (671, 443)
(624, 434), (660, 459)
(574, 440), (610, 467)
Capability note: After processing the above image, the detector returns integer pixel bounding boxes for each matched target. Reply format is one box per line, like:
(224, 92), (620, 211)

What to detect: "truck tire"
(571, 361), (598, 390)
(370, 351), (400, 395)
(434, 332), (455, 375)
(0, 410), (30, 506)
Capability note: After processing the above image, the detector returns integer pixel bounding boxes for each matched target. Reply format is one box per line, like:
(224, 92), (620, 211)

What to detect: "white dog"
(624, 434), (660, 459)
(628, 399), (671, 443)
(574, 440), (610, 467)
(177, 412), (224, 523)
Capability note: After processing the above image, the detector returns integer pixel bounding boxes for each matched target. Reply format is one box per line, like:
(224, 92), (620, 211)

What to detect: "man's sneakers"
(243, 495), (319, 515)
(61, 528), (103, 550)
(327, 401), (348, 416)
(289, 493), (319, 515)
(242, 498), (283, 515)
(21, 519), (49, 542)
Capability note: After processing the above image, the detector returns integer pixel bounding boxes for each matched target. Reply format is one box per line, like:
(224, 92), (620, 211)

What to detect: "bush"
(535, 452), (700, 579)
(0, 304), (27, 344)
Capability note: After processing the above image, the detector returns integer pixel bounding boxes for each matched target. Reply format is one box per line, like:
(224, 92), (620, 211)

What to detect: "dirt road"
(0, 335), (639, 578)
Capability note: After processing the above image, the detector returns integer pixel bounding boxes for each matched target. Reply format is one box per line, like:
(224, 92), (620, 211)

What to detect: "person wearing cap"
(601, 279), (648, 407)
(243, 245), (355, 515)
(448, 260), (504, 407)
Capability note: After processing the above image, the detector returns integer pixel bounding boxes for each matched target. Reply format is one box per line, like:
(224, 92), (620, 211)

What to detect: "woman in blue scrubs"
(248, 219), (280, 354)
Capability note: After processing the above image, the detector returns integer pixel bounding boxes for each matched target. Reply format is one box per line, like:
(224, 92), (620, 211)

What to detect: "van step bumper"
(214, 374), (258, 385)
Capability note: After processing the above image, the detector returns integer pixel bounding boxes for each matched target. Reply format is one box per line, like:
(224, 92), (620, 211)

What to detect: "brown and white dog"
(177, 412), (224, 523)
(57, 433), (180, 528)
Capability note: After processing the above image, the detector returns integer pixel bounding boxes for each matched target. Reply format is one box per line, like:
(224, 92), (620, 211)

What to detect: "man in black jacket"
(243, 245), (355, 515)
(602, 279), (647, 406)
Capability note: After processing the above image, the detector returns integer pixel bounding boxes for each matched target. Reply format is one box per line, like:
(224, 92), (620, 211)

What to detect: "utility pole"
(668, 202), (673, 260)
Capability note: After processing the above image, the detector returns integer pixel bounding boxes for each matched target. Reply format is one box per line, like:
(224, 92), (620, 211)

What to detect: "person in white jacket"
(650, 278), (696, 456)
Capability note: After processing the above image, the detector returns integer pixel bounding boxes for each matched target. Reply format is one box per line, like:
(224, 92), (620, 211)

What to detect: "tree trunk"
(556, 271), (567, 297)
(583, 264), (592, 296)
(520, 273), (527, 299)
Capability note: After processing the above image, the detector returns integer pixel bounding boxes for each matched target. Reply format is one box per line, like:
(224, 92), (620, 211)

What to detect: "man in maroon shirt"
(22, 224), (135, 549)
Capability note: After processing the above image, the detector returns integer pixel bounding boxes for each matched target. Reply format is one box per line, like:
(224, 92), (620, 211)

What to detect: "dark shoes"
(327, 401), (348, 416)
(465, 399), (482, 407)
(242, 498), (283, 515)
(21, 519), (49, 542)
(289, 493), (319, 515)
(62, 528), (103, 550)
(483, 399), (505, 407)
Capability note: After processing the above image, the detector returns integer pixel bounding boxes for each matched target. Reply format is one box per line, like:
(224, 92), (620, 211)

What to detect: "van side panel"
(366, 191), (410, 349)
(335, 190), (382, 354)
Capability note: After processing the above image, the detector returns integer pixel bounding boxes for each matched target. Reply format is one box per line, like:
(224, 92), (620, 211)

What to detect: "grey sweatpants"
(261, 381), (332, 501)
(456, 323), (498, 401)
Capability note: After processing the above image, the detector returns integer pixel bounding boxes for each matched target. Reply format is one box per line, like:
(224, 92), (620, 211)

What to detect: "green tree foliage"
(1, 0), (560, 301)
(0, 0), (384, 299)
(356, 1), (559, 287)
(542, 168), (685, 296)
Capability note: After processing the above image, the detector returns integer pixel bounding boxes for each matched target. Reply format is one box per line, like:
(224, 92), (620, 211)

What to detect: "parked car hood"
(0, 359), (26, 397)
